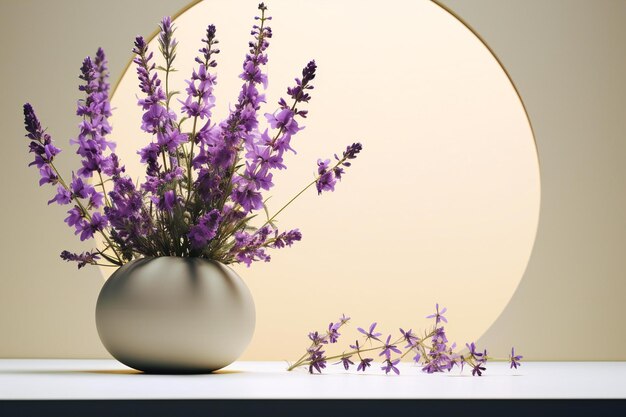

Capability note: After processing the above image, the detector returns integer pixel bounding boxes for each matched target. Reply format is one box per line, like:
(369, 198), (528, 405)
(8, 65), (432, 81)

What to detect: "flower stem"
(97, 172), (111, 208)
(288, 330), (438, 372)
(259, 156), (350, 231)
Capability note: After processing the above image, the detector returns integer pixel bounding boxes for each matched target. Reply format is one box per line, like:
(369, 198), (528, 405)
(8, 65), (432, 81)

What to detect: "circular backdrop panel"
(107, 0), (540, 360)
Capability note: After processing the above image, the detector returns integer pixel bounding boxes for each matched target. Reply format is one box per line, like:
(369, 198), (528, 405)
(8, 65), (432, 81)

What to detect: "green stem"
(288, 330), (438, 371)
(97, 172), (111, 208)
(259, 155), (349, 232)
(161, 150), (169, 173)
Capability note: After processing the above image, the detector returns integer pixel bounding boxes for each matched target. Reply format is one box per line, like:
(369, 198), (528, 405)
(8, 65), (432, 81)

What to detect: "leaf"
(177, 118), (190, 130)
(97, 249), (120, 265)
(262, 202), (270, 222)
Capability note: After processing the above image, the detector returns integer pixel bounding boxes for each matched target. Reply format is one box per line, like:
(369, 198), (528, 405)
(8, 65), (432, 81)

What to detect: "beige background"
(0, 0), (624, 360)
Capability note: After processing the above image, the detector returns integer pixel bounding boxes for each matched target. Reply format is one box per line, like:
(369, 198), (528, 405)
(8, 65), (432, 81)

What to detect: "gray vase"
(95, 257), (255, 373)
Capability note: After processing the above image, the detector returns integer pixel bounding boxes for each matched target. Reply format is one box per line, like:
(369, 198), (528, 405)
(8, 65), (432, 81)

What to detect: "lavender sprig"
(23, 103), (123, 266)
(289, 304), (522, 376)
(157, 16), (179, 110)
(258, 142), (363, 233)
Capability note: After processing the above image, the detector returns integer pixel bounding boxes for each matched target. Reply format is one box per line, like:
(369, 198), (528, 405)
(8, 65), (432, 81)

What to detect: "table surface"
(0, 360), (624, 400)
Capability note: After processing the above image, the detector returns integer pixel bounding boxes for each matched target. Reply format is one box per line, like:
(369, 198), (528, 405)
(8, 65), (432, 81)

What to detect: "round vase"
(95, 257), (255, 373)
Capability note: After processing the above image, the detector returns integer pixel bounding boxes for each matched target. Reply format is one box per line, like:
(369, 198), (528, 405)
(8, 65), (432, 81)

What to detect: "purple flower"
(400, 328), (419, 349)
(38, 165), (58, 186)
(196, 24), (219, 67)
(141, 104), (172, 133)
(156, 189), (178, 212)
(316, 158), (331, 175)
(307, 346), (326, 374)
(232, 184), (263, 213)
(23, 104), (62, 170)
(48, 186), (72, 205)
(271, 229), (302, 249)
(264, 108), (301, 135)
(205, 4), (270, 179)
(422, 352), (454, 374)
(132, 36), (166, 109)
(342, 142), (362, 160)
(105, 176), (146, 249)
(72, 49), (116, 180)
(235, 58), (317, 204)
(426, 303), (448, 324)
(480, 348), (489, 363)
(188, 209), (221, 249)
(70, 175), (93, 199)
(357, 322), (382, 342)
(138, 142), (161, 177)
(158, 16), (178, 71)
(75, 212), (108, 241)
(315, 143), (362, 195)
(315, 159), (337, 195)
(180, 94), (214, 119)
(23, 103), (44, 142)
(157, 127), (187, 153)
(509, 347), (523, 369)
(431, 327), (449, 353)
(334, 356), (354, 371)
(471, 363), (486, 377)
(229, 227), (272, 267)
(286, 60), (316, 103)
(327, 322), (341, 343)
(88, 190), (104, 209)
(64, 207), (83, 228)
(60, 250), (100, 269)
(379, 335), (402, 359)
(381, 359), (401, 375)
(466, 342), (483, 360)
(308, 331), (327, 345)
(180, 50), (217, 120)
(357, 358), (373, 372)
(349, 339), (361, 351)
(242, 162), (273, 191)
(316, 171), (336, 194)
(245, 141), (285, 170)
(333, 166), (345, 180)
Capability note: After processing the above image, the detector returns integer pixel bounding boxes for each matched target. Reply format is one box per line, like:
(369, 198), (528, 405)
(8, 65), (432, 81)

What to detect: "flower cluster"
(21, 3), (362, 269)
(288, 304), (523, 377)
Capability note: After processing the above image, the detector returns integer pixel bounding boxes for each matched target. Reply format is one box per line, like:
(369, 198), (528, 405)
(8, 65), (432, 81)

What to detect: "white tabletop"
(0, 360), (624, 400)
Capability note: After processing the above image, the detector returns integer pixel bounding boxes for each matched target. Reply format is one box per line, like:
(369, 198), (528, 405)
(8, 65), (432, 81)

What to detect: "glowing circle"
(107, 0), (540, 360)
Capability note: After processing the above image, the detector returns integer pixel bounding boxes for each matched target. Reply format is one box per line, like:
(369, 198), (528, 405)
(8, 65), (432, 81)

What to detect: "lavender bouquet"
(22, 4), (361, 269)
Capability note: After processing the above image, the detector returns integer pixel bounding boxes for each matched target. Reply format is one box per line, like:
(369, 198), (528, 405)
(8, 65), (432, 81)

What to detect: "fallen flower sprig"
(288, 304), (523, 376)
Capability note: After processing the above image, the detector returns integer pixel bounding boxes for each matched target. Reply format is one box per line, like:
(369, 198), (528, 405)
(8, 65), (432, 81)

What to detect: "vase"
(95, 256), (255, 373)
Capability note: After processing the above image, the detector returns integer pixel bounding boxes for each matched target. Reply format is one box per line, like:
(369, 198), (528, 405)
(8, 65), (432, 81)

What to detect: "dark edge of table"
(1, 399), (625, 417)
